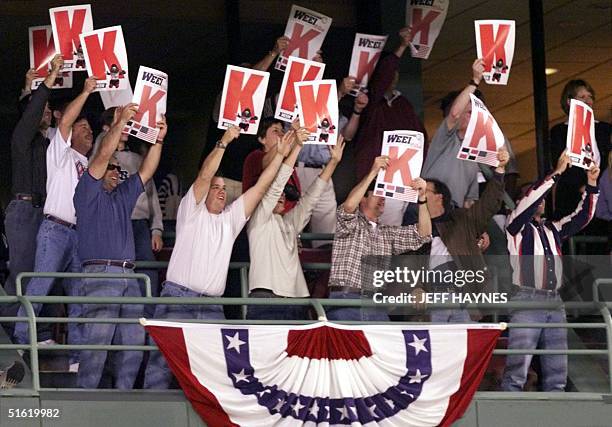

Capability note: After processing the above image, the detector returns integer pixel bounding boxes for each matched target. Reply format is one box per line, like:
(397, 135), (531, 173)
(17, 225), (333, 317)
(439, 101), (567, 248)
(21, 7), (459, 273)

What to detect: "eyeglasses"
(107, 164), (121, 171)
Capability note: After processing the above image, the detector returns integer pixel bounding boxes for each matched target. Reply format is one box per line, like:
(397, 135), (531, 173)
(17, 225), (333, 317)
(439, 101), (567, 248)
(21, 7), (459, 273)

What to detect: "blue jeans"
(430, 309), (473, 323)
(1, 201), (43, 334)
(143, 281), (225, 389)
(246, 289), (306, 320)
(132, 219), (159, 318)
(501, 289), (567, 391)
(326, 291), (389, 321)
(14, 219), (82, 358)
(77, 264), (144, 389)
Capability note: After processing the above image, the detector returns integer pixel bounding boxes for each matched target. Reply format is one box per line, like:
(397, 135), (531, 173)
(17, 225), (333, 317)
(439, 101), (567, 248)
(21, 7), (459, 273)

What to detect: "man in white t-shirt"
(14, 75), (97, 370)
(144, 124), (298, 389)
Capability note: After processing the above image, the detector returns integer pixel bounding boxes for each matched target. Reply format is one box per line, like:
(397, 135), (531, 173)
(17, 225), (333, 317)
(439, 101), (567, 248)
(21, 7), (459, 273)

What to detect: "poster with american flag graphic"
(457, 94), (504, 167)
(375, 130), (424, 203)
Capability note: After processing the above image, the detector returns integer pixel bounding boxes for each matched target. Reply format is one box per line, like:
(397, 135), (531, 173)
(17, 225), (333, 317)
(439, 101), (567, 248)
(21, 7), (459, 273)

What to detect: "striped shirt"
(506, 175), (598, 290)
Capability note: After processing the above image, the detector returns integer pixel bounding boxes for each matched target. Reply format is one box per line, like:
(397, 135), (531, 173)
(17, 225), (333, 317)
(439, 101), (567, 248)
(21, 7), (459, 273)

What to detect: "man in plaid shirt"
(327, 156), (432, 321)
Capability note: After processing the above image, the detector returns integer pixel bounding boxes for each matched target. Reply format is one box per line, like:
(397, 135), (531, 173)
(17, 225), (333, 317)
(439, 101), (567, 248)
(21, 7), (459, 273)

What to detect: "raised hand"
(354, 92), (369, 113)
(82, 76), (97, 94)
(370, 155), (390, 175)
(554, 150), (571, 176)
(220, 125), (240, 145)
(412, 177), (427, 201)
(328, 135), (346, 163)
(156, 114), (168, 142)
(398, 26), (413, 46)
(472, 58), (485, 85)
(587, 165), (600, 186)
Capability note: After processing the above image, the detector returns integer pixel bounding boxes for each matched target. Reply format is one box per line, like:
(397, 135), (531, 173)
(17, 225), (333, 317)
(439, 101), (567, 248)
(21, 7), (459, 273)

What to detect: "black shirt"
(10, 84), (51, 197)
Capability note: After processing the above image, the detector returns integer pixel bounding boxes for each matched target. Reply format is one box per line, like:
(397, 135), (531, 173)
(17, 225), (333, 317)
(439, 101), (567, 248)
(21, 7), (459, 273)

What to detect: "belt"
(82, 259), (135, 269)
(14, 193), (45, 204)
(513, 285), (559, 297)
(163, 281), (213, 297)
(249, 288), (289, 298)
(44, 214), (76, 229)
(298, 162), (325, 169)
(329, 285), (374, 297)
(15, 193), (33, 201)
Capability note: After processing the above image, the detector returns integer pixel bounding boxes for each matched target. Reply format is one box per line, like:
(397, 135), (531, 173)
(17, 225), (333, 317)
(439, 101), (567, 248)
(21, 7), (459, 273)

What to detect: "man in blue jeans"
(1, 56), (62, 333)
(144, 124), (297, 389)
(14, 74), (97, 371)
(501, 152), (600, 391)
(73, 104), (166, 389)
(326, 156), (432, 321)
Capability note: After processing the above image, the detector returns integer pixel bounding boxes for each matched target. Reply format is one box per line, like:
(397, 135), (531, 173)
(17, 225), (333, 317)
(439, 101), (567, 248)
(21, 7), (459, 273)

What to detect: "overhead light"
(545, 68), (559, 75)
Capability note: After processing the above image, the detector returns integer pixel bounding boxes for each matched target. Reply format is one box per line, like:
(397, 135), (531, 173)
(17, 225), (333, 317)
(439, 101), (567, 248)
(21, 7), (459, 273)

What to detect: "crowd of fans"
(0, 26), (610, 393)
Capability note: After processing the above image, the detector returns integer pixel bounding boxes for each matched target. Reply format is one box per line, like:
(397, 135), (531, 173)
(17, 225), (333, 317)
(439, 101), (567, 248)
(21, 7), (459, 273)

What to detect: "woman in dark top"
(549, 80), (610, 236)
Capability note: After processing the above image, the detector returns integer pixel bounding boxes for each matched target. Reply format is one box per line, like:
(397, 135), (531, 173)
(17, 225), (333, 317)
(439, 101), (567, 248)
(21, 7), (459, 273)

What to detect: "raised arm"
(194, 125), (240, 204)
(554, 165), (600, 240)
(88, 103), (138, 179)
(467, 148), (509, 233)
(413, 178), (432, 237)
(367, 28), (410, 104)
(507, 153), (570, 235)
(343, 155), (389, 213)
(446, 58), (484, 131)
(242, 130), (295, 217)
(20, 68), (38, 101)
(58, 76), (96, 141)
(12, 55), (63, 150)
(341, 92), (368, 142)
(138, 115), (167, 185)
(252, 36), (289, 71)
(319, 136), (345, 182)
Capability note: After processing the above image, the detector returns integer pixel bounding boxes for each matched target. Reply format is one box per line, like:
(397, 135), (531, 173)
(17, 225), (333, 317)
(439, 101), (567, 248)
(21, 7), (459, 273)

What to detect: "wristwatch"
(216, 140), (227, 150)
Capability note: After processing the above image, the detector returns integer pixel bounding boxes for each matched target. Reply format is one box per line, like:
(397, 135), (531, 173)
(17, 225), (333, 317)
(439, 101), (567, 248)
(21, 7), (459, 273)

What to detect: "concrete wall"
(1, 391), (612, 427)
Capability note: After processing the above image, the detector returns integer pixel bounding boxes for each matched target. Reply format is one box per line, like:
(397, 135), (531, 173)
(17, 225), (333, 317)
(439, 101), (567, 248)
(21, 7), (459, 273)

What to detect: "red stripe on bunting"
(438, 329), (501, 427)
(146, 325), (239, 427)
(286, 325), (373, 360)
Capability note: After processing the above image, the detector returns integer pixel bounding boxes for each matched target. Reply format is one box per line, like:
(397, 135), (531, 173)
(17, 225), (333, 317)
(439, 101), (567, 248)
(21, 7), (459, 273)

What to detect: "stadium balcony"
(0, 233), (611, 427)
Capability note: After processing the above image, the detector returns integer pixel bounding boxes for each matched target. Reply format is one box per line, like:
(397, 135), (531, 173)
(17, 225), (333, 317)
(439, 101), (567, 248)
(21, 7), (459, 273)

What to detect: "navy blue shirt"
(74, 171), (144, 261)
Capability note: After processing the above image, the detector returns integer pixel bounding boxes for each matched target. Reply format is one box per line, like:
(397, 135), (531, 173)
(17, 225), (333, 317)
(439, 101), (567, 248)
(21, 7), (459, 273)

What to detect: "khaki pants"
(296, 164), (336, 247)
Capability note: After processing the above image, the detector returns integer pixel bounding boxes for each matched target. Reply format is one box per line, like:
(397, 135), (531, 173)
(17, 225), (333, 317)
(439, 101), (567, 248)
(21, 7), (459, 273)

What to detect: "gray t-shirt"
(421, 119), (480, 207)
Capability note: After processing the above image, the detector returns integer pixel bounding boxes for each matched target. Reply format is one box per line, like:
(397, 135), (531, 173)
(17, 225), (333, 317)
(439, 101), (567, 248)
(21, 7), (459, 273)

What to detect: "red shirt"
(242, 149), (301, 212)
(353, 53), (427, 180)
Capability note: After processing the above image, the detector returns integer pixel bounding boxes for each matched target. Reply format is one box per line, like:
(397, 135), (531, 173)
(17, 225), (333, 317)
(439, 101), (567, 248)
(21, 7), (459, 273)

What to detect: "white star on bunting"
(367, 403), (378, 418)
(408, 334), (428, 355)
(225, 332), (246, 354)
(292, 399), (305, 415)
(309, 401), (320, 417)
(408, 369), (429, 384)
(232, 369), (250, 383)
(273, 398), (285, 412)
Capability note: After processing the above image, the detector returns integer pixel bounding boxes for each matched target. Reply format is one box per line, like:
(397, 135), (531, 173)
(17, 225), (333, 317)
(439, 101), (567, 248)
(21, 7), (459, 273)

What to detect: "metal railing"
(1, 264), (611, 396)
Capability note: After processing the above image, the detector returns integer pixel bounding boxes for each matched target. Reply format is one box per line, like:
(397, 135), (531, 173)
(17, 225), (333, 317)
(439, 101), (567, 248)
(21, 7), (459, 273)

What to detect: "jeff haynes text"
(373, 292), (509, 304)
